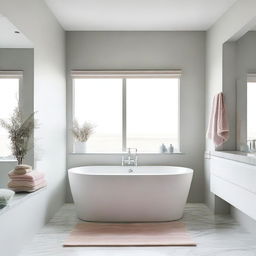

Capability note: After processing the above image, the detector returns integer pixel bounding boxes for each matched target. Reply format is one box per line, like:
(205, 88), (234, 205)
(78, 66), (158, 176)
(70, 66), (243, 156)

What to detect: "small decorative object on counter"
(160, 144), (168, 153)
(0, 189), (15, 209)
(72, 119), (95, 153)
(169, 144), (174, 153)
(74, 141), (86, 153)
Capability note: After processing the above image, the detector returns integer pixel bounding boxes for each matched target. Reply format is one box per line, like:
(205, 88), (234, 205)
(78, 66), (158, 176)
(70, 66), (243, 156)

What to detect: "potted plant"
(0, 107), (37, 165)
(72, 119), (94, 153)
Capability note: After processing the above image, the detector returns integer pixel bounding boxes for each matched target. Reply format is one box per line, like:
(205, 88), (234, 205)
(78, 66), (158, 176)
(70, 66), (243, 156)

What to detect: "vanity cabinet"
(211, 156), (256, 220)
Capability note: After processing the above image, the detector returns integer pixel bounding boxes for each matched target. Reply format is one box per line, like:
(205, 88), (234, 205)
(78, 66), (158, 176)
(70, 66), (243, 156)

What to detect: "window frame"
(71, 70), (181, 154)
(0, 71), (23, 160)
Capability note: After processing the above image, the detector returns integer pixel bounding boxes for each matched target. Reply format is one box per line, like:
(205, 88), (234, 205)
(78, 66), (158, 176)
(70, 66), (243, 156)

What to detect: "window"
(72, 71), (180, 153)
(0, 71), (21, 158)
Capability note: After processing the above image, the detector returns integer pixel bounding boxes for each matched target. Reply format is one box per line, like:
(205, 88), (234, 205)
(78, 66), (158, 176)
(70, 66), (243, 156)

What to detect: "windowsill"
(69, 152), (184, 155)
(0, 187), (46, 216)
(0, 159), (17, 163)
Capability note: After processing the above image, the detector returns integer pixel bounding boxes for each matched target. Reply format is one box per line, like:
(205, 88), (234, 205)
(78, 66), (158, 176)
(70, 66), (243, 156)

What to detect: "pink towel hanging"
(206, 92), (229, 147)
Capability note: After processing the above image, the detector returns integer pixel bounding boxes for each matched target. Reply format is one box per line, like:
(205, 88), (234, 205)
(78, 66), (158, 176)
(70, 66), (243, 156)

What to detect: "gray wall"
(0, 0), (66, 255)
(66, 31), (206, 203)
(222, 41), (237, 151)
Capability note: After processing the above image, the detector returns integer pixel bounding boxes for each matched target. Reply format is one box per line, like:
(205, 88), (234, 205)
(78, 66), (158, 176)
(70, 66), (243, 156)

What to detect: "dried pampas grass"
(72, 120), (95, 142)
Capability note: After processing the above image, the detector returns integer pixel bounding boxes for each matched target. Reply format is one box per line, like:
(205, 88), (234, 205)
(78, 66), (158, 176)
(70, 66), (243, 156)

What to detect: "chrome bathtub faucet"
(122, 148), (138, 166)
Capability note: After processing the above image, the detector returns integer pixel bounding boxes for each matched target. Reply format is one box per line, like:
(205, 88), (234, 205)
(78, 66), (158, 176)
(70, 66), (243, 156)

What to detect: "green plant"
(0, 107), (37, 164)
(72, 119), (94, 142)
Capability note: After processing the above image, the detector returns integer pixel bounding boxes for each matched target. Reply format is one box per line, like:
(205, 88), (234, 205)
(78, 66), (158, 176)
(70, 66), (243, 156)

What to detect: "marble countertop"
(207, 150), (256, 166)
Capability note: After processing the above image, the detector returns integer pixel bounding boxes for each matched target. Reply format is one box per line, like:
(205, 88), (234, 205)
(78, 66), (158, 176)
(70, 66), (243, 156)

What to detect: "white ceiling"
(0, 15), (33, 48)
(45, 0), (238, 31)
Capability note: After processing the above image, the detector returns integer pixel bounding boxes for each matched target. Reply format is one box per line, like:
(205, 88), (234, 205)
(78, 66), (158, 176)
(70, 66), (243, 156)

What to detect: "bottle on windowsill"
(169, 144), (174, 153)
(160, 144), (167, 153)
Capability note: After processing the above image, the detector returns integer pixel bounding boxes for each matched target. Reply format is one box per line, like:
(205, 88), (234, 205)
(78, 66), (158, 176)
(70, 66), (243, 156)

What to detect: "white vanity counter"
(208, 150), (256, 166)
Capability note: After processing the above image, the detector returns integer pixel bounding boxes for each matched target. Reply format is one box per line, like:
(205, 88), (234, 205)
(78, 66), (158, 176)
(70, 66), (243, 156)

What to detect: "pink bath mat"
(63, 221), (196, 247)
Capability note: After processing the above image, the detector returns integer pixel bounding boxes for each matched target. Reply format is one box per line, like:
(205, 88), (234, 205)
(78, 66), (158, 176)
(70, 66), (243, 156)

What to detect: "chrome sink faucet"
(122, 148), (138, 166)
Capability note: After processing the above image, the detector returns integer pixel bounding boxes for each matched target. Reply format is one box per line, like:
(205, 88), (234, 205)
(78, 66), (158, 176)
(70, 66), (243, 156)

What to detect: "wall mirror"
(0, 16), (34, 163)
(236, 30), (256, 152)
(223, 28), (256, 153)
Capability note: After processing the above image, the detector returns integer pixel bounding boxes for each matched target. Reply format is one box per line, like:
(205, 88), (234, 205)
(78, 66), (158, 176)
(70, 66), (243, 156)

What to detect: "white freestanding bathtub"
(68, 166), (193, 222)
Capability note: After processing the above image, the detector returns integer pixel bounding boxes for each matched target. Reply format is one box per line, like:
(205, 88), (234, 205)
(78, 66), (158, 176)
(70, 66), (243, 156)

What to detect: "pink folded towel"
(206, 92), (229, 147)
(8, 170), (45, 182)
(8, 177), (45, 188)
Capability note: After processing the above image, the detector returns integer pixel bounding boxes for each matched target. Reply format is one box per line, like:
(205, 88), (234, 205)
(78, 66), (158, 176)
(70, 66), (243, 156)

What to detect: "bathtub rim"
(68, 166), (193, 176)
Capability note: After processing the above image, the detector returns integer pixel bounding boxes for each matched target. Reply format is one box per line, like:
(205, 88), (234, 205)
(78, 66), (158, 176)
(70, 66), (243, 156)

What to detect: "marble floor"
(19, 204), (256, 256)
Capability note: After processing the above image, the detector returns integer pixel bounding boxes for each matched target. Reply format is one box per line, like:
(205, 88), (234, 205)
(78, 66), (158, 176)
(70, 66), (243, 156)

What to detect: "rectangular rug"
(63, 221), (196, 247)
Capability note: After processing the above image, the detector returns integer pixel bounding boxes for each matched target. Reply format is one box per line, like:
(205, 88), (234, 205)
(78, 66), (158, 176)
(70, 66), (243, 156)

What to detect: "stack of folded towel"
(8, 164), (47, 192)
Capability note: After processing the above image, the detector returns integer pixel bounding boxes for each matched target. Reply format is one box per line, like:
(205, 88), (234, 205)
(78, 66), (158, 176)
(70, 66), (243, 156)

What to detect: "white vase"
(74, 141), (86, 153)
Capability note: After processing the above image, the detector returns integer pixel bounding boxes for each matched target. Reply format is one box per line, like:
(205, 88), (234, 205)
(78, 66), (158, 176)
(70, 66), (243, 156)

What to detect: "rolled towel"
(8, 180), (47, 193)
(0, 189), (15, 209)
(15, 164), (32, 170)
(13, 164), (32, 175)
(8, 170), (45, 181)
(12, 168), (32, 175)
(8, 177), (46, 188)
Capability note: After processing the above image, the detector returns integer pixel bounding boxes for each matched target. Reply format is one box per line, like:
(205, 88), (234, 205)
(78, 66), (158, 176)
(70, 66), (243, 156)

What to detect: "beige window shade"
(71, 70), (182, 79)
(247, 74), (256, 83)
(0, 71), (23, 78)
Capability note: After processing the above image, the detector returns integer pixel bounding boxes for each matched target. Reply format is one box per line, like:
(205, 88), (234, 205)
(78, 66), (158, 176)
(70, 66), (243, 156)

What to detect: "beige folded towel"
(9, 180), (47, 193)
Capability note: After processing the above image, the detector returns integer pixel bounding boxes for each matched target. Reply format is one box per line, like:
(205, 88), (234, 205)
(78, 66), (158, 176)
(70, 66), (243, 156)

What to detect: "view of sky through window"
(126, 78), (179, 152)
(0, 78), (19, 157)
